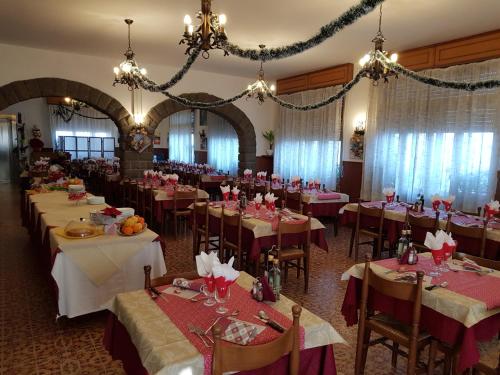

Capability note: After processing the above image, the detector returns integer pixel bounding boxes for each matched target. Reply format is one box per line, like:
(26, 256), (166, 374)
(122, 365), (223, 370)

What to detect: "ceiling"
(1, 0), (499, 79)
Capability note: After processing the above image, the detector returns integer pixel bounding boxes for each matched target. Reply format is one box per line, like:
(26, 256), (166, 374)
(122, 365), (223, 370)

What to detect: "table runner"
(154, 282), (305, 375)
(107, 271), (344, 375)
(301, 190), (349, 204)
(341, 253), (500, 328)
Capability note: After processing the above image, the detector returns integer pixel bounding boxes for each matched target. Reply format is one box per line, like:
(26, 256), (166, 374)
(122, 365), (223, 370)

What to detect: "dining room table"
(300, 189), (350, 218)
(24, 190), (166, 318)
(340, 201), (500, 259)
(340, 253), (500, 372)
(194, 200), (329, 262)
(103, 271), (345, 375)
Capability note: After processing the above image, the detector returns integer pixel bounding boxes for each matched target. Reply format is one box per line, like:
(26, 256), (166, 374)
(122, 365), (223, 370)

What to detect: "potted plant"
(262, 130), (275, 156)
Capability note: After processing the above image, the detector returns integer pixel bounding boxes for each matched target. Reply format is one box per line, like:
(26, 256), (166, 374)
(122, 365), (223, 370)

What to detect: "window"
(59, 136), (115, 160)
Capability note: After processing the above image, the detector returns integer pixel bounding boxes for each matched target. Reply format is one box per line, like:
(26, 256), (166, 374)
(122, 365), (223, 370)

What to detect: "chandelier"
(247, 50), (276, 104)
(113, 19), (148, 90)
(358, 5), (398, 84)
(180, 0), (228, 59)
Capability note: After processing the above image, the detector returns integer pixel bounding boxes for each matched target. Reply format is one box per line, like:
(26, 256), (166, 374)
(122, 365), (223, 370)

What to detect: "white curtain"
(362, 58), (500, 212)
(48, 105), (118, 147)
(207, 112), (239, 175)
(274, 86), (342, 188)
(168, 110), (194, 163)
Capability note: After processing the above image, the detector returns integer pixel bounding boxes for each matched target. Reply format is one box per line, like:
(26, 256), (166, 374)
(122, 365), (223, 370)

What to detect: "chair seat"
(280, 247), (305, 260)
(475, 338), (499, 373)
(367, 313), (431, 347)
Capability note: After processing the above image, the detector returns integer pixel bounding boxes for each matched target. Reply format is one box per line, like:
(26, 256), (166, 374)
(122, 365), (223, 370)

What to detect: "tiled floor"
(1, 182), (437, 374)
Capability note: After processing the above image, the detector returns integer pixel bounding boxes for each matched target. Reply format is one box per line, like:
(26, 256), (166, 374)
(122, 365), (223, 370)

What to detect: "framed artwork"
(128, 126), (151, 153)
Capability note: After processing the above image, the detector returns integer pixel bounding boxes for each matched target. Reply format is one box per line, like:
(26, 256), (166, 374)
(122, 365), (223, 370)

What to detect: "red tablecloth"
(303, 202), (344, 217)
(103, 312), (337, 375)
(341, 277), (500, 371)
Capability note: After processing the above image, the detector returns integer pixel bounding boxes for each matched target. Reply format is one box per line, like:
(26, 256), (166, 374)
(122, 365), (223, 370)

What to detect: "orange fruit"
(137, 217), (145, 225)
(133, 223), (143, 233)
(122, 226), (134, 235)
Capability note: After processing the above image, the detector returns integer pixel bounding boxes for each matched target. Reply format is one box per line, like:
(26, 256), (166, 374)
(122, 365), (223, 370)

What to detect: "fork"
(188, 324), (211, 347)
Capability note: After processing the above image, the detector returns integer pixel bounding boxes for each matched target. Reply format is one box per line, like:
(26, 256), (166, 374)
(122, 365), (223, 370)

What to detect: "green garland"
(265, 70), (365, 110)
(137, 47), (201, 92)
(162, 89), (251, 109)
(376, 51), (500, 91)
(222, 0), (385, 61)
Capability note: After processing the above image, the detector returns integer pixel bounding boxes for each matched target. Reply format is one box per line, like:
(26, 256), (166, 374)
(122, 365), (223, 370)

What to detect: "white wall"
(1, 98), (52, 147)
(0, 43), (278, 156)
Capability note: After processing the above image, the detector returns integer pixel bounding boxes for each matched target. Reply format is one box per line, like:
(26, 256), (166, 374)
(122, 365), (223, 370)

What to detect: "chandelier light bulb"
(183, 15), (192, 25)
(270, 84), (276, 92)
(140, 68), (147, 76)
(64, 97), (71, 104)
(121, 62), (132, 73)
(359, 54), (370, 67)
(390, 53), (398, 63)
(247, 84), (252, 91)
(218, 14), (227, 25)
(113, 66), (120, 75)
(188, 24), (194, 35)
(133, 113), (144, 125)
(256, 81), (263, 89)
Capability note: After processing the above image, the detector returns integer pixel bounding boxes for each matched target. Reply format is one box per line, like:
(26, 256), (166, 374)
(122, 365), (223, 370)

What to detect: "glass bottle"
(396, 230), (409, 259)
(266, 255), (274, 288)
(407, 242), (419, 265)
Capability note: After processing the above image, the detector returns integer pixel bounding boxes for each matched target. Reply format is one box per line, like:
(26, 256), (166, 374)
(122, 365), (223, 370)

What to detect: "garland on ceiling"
(376, 51), (500, 91)
(162, 88), (251, 108)
(221, 0), (385, 61)
(53, 105), (110, 123)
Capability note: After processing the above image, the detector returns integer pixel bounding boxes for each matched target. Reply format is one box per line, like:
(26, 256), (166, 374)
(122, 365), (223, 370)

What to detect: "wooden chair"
(144, 265), (199, 289)
(143, 185), (154, 230)
(170, 188), (198, 239)
(212, 305), (302, 375)
(192, 201), (219, 259)
(220, 205), (243, 269)
(285, 190), (303, 214)
(351, 201), (387, 261)
(452, 252), (500, 271)
(277, 213), (311, 293)
(406, 209), (440, 252)
(446, 213), (488, 258)
(253, 183), (267, 197)
(123, 179), (138, 209)
(270, 186), (285, 208)
(355, 254), (435, 375)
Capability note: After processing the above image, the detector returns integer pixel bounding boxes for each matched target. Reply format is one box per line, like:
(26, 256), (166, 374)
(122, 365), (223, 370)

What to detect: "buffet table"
(26, 191), (166, 318)
(104, 271), (345, 375)
(340, 254), (500, 371)
(340, 202), (500, 259)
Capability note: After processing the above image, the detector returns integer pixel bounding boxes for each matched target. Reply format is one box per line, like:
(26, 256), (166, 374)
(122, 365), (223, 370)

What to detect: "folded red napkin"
(101, 207), (122, 217)
(213, 317), (258, 345)
(172, 278), (204, 292)
(261, 276), (276, 302)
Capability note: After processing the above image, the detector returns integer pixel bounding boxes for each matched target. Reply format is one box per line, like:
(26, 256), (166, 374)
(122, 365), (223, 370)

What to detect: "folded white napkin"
(272, 174), (280, 180)
(430, 194), (441, 202)
(291, 176), (301, 182)
(231, 186), (240, 195)
(220, 185), (230, 194)
(212, 256), (240, 281)
(424, 230), (454, 250)
(257, 171), (267, 178)
(254, 193), (263, 204)
(264, 192), (277, 203)
(195, 251), (221, 277)
(486, 200), (500, 211)
(171, 174), (179, 181)
(382, 187), (395, 196)
(244, 169), (252, 176)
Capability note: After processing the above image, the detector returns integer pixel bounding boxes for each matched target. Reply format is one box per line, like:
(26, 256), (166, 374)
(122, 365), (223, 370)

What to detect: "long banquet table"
(195, 200), (329, 261)
(301, 190), (349, 218)
(340, 202), (500, 259)
(104, 271), (345, 375)
(341, 253), (500, 371)
(25, 190), (166, 318)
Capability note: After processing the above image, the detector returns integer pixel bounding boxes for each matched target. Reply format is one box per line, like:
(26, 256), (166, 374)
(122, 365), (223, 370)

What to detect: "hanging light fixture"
(131, 88), (145, 126)
(246, 46), (276, 104)
(113, 19), (148, 90)
(358, 5), (398, 84)
(180, 0), (228, 59)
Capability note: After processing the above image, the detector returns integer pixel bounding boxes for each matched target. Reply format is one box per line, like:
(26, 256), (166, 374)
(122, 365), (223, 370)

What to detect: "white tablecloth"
(52, 241), (166, 318)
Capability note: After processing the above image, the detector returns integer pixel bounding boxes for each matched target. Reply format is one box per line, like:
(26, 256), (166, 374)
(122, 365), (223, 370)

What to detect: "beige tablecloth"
(340, 203), (500, 243)
(108, 271), (345, 375)
(341, 253), (500, 328)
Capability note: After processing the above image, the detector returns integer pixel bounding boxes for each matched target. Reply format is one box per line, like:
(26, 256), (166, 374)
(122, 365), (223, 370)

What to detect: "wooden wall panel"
(339, 161), (363, 202)
(397, 47), (435, 71)
(255, 155), (273, 176)
(277, 63), (354, 95)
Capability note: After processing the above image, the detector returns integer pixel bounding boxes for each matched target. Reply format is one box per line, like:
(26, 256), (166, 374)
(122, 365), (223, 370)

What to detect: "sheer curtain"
(207, 112), (239, 175)
(362, 58), (500, 211)
(48, 105), (118, 147)
(274, 86), (342, 188)
(168, 110), (194, 163)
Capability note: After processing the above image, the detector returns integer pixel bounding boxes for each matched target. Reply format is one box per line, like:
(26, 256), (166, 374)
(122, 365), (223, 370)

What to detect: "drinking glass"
(442, 241), (457, 272)
(430, 248), (444, 277)
(201, 276), (216, 307)
(214, 284), (230, 314)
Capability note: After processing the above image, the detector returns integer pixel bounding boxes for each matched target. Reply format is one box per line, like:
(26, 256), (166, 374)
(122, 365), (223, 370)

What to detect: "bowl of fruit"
(117, 215), (147, 236)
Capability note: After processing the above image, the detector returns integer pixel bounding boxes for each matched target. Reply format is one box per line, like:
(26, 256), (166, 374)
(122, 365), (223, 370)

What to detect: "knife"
(253, 315), (285, 333)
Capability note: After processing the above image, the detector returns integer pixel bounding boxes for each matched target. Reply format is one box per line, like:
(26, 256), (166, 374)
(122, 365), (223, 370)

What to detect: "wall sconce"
(350, 114), (366, 160)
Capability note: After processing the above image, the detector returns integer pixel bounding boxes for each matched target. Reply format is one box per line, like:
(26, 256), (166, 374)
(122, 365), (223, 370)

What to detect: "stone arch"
(146, 93), (256, 174)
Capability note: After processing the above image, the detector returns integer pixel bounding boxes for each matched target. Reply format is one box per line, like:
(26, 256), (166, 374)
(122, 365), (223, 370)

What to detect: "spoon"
(425, 281), (448, 291)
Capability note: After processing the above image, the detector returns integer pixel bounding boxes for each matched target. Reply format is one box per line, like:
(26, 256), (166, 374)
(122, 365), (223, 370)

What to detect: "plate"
(117, 223), (148, 236)
(54, 226), (104, 240)
(243, 214), (253, 219)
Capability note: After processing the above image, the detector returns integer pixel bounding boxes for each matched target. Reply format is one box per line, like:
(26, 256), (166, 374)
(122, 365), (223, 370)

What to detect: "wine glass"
(214, 283), (230, 314)
(429, 248), (444, 277)
(201, 276), (216, 307)
(442, 241), (457, 272)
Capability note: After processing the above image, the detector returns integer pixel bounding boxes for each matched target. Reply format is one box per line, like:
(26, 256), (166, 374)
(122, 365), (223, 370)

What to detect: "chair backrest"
(220, 205), (243, 266)
(212, 305), (302, 375)
(355, 201), (385, 235)
(446, 213), (488, 257)
(270, 187), (285, 207)
(253, 184), (267, 196)
(173, 188), (198, 211)
(144, 265), (200, 289)
(285, 190), (302, 213)
(407, 209), (439, 231)
(453, 252), (500, 271)
(359, 255), (424, 355)
(277, 213), (311, 251)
